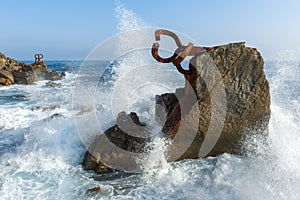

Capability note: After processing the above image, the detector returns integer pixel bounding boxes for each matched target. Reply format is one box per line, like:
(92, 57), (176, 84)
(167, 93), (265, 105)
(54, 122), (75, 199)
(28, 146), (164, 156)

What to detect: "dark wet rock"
(61, 70), (66, 77)
(86, 186), (102, 194)
(46, 81), (62, 88)
(0, 52), (62, 85)
(39, 113), (64, 123)
(46, 71), (62, 81)
(83, 112), (151, 174)
(50, 113), (64, 119)
(32, 105), (60, 112)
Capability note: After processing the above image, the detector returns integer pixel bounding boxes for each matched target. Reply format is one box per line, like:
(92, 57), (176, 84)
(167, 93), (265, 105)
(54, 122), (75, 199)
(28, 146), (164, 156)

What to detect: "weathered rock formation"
(157, 42), (270, 160)
(0, 52), (61, 86)
(83, 112), (151, 173)
(83, 42), (271, 173)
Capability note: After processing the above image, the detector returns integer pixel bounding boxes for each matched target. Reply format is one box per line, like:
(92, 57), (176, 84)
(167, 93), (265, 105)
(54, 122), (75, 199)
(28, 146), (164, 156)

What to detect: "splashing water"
(0, 3), (300, 200)
(115, 1), (147, 32)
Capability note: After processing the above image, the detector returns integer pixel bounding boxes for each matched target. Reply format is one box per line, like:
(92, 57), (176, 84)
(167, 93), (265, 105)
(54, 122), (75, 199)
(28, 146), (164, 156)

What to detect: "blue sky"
(0, 0), (299, 60)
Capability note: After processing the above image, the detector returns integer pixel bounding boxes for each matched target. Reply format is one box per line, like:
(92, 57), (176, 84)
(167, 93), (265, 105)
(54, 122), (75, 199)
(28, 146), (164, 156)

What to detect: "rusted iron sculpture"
(152, 29), (214, 96)
(34, 54), (44, 64)
(152, 29), (213, 132)
(151, 29), (211, 84)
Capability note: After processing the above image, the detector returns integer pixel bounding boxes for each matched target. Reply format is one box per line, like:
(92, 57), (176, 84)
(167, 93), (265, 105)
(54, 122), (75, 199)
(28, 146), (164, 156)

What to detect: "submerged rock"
(46, 81), (62, 88)
(86, 186), (102, 194)
(61, 70), (66, 77)
(83, 42), (271, 173)
(0, 52), (62, 85)
(32, 105), (60, 111)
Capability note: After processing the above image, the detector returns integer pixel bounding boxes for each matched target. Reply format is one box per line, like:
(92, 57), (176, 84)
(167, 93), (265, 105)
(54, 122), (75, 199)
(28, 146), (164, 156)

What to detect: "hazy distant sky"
(1, 0), (299, 60)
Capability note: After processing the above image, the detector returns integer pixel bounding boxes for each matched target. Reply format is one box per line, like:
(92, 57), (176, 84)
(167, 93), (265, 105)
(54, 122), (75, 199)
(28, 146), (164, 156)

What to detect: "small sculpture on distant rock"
(34, 53), (44, 64)
(0, 52), (62, 85)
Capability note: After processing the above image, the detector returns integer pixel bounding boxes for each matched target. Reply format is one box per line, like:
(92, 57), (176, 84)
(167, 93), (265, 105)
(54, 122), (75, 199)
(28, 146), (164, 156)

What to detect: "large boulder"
(157, 42), (271, 160)
(83, 42), (271, 173)
(0, 52), (62, 85)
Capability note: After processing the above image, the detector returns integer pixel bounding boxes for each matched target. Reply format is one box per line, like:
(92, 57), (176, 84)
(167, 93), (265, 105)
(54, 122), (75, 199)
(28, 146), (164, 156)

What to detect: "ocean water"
(1, 3), (300, 200)
(0, 59), (299, 200)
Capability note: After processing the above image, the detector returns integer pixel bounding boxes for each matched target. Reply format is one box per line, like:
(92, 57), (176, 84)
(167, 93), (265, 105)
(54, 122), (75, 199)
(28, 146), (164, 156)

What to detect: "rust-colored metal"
(152, 30), (210, 125)
(34, 54), (44, 64)
(151, 29), (210, 77)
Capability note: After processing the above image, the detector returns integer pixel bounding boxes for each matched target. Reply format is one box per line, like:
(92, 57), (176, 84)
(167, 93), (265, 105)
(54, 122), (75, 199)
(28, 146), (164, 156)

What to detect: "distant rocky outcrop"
(83, 42), (271, 173)
(0, 52), (61, 86)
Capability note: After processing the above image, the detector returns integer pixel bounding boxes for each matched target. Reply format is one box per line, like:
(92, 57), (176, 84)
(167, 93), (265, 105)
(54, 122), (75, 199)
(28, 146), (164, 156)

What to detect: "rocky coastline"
(1, 43), (271, 175)
(0, 52), (62, 86)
